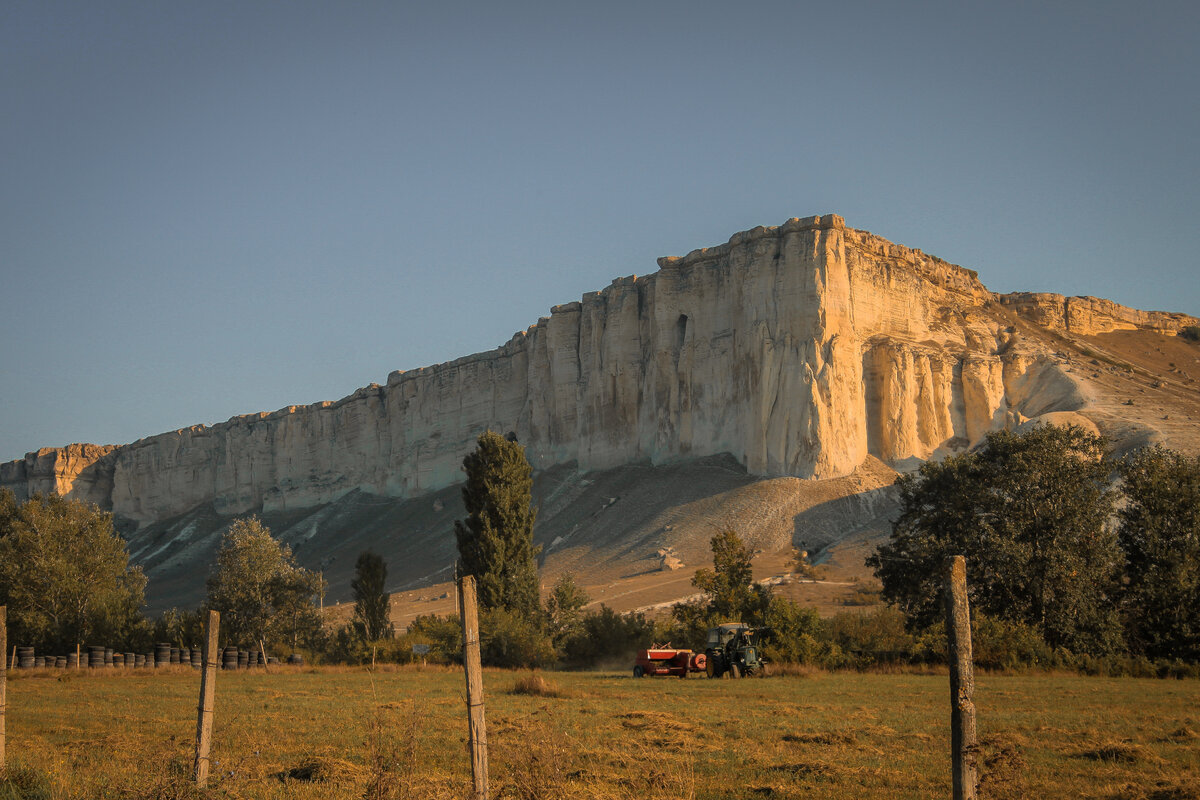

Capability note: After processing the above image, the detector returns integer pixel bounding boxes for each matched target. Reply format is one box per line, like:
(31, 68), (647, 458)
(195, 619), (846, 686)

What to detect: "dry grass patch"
(1078, 741), (1160, 764)
(976, 735), (1028, 799)
(509, 671), (562, 697)
(781, 731), (856, 745)
(618, 710), (695, 732)
(1164, 725), (1198, 742)
(1108, 780), (1200, 800)
(767, 760), (840, 779)
(763, 662), (822, 678)
(276, 756), (369, 783)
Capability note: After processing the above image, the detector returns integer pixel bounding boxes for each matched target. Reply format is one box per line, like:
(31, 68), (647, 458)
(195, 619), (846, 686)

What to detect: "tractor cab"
(707, 623), (751, 649)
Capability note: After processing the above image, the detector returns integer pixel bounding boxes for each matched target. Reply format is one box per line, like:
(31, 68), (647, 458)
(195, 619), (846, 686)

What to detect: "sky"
(2, 0), (1198, 464)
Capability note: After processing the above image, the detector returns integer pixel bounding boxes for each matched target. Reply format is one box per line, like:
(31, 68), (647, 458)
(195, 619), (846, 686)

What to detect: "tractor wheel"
(729, 663), (742, 679)
(633, 665), (644, 678)
(705, 652), (720, 679)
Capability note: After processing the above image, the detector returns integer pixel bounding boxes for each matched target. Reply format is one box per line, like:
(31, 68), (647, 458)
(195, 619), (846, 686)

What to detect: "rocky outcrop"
(997, 293), (1195, 335)
(3, 215), (1196, 528)
(0, 444), (117, 507)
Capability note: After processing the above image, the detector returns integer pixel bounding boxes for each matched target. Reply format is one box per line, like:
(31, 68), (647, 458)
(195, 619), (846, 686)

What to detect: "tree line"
(869, 425), (1199, 665)
(2, 424), (1197, 674)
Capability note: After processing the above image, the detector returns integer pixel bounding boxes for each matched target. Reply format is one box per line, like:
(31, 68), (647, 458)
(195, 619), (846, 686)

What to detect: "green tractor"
(704, 622), (763, 678)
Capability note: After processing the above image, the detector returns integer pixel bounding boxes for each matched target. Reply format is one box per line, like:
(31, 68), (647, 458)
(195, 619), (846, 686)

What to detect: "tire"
(729, 663), (741, 679)
(705, 651), (720, 679)
(633, 665), (644, 678)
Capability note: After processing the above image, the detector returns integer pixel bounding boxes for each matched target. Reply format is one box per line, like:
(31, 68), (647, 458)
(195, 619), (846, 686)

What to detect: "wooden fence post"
(193, 610), (220, 787)
(1, 605), (7, 773)
(946, 555), (978, 800)
(458, 576), (488, 800)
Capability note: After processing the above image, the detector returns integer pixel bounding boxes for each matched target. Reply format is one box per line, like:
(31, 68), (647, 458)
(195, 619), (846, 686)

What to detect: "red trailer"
(632, 646), (707, 678)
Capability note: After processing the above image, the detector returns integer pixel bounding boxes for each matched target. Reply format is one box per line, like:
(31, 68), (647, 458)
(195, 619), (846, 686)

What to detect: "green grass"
(1, 665), (1198, 799)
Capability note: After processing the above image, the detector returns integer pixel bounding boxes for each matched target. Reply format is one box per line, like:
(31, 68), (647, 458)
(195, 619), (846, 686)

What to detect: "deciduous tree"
(205, 517), (324, 651)
(1117, 445), (1200, 660)
(868, 425), (1123, 655)
(690, 527), (768, 623)
(0, 490), (146, 652)
(544, 572), (589, 648)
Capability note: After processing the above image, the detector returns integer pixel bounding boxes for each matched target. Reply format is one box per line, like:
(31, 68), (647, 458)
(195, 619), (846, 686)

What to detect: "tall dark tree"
(1117, 445), (1200, 661)
(868, 424), (1124, 655)
(454, 431), (541, 617)
(351, 550), (394, 641)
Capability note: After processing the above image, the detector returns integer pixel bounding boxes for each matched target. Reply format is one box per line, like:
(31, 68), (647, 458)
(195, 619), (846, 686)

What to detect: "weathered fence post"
(458, 575), (488, 800)
(946, 555), (978, 800)
(193, 610), (220, 787)
(1, 605), (7, 772)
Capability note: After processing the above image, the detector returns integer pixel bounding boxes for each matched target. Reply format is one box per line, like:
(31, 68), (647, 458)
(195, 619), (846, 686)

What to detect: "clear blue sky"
(3, 0), (1197, 464)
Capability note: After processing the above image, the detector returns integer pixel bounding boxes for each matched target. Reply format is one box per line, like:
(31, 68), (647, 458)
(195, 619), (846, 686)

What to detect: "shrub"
(479, 607), (555, 668)
(561, 606), (654, 668)
(969, 614), (1054, 670)
(759, 596), (824, 664)
(823, 607), (915, 668)
(405, 614), (464, 663)
(656, 600), (717, 653)
(327, 624), (372, 665)
(1180, 325), (1200, 342)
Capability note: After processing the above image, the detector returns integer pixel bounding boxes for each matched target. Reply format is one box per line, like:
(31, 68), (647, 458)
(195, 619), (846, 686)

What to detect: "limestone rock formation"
(0, 444), (117, 508)
(3, 215), (1197, 535)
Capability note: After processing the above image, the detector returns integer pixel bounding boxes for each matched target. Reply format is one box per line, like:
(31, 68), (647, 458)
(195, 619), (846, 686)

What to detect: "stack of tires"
(152, 643), (169, 668)
(88, 646), (106, 668)
(16, 647), (35, 669)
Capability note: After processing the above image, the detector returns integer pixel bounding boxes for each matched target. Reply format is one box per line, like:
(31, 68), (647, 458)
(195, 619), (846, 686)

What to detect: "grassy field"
(1, 665), (1197, 799)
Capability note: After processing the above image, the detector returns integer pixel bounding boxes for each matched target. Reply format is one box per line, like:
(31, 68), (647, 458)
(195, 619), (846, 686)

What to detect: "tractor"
(704, 622), (762, 678)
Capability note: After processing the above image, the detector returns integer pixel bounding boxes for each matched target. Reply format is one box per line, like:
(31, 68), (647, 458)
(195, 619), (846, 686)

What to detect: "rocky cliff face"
(3, 215), (1196, 529)
(0, 444), (117, 508)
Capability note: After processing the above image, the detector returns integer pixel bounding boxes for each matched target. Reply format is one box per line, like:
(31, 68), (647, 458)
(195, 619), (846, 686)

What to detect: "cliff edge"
(3, 215), (1197, 533)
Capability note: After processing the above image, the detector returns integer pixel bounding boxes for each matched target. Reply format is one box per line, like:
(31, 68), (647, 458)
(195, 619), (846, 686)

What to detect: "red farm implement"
(632, 646), (707, 678)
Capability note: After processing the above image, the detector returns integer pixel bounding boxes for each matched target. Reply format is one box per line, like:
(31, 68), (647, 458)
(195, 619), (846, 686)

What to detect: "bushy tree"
(205, 517), (324, 651)
(544, 572), (589, 649)
(406, 613), (464, 663)
(758, 596), (823, 663)
(153, 607), (207, 649)
(868, 425), (1124, 655)
(1117, 446), (1200, 660)
(454, 431), (541, 617)
(0, 490), (146, 652)
(351, 550), (394, 641)
(560, 606), (655, 667)
(479, 607), (556, 668)
(690, 527), (769, 623)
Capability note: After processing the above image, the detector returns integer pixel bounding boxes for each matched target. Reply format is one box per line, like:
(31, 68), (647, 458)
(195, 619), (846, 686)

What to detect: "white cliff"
(3, 215), (1196, 527)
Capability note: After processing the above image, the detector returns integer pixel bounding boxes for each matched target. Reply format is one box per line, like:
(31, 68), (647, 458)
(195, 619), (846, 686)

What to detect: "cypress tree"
(351, 550), (394, 641)
(454, 431), (541, 617)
